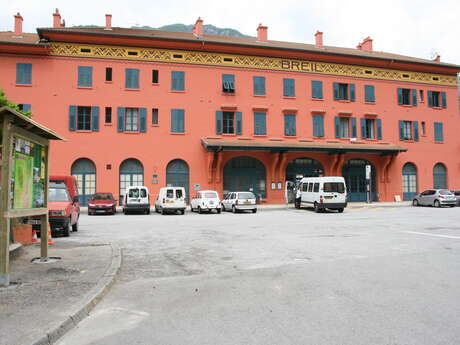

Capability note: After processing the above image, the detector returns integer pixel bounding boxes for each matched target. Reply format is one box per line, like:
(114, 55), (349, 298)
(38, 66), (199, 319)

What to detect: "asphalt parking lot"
(57, 205), (460, 345)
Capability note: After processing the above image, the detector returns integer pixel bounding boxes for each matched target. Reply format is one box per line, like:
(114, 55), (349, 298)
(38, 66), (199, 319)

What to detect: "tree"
(0, 89), (31, 139)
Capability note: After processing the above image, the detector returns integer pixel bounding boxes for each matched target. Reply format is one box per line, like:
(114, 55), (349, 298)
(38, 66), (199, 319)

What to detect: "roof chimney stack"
(433, 54), (441, 62)
(53, 8), (62, 28)
(357, 37), (373, 52)
(14, 12), (23, 36)
(257, 24), (268, 41)
(105, 14), (112, 30)
(315, 31), (323, 47)
(193, 17), (203, 36)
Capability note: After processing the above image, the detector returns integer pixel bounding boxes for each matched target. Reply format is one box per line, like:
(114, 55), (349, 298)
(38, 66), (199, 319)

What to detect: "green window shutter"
(117, 107), (125, 132)
(411, 89), (417, 106)
(22, 104), (31, 112)
(365, 85), (375, 102)
(126, 69), (139, 89)
(236, 111), (242, 135)
(312, 81), (323, 99)
(333, 82), (339, 100)
(427, 91), (433, 107)
(351, 118), (357, 138)
(16, 63), (32, 84)
(253, 76), (265, 95)
(284, 114), (296, 136)
(319, 115), (324, 137)
(69, 105), (77, 131)
(216, 111), (223, 134)
(171, 109), (177, 132)
(254, 112), (266, 135)
(434, 122), (443, 142)
(125, 69), (132, 88)
(360, 118), (366, 138)
(283, 78), (295, 97)
(140, 108), (147, 132)
(171, 109), (184, 133)
(78, 66), (92, 87)
(441, 92), (447, 108)
(172, 71), (185, 91)
(335, 116), (341, 138)
(178, 109), (185, 133)
(313, 115), (324, 137)
(413, 121), (419, 141)
(350, 84), (356, 101)
(376, 119), (382, 140)
(397, 88), (403, 105)
(91, 106), (99, 131)
(399, 120), (404, 140)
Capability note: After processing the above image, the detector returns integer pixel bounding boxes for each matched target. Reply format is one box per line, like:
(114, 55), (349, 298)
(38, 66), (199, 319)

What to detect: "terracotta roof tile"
(0, 31), (40, 44)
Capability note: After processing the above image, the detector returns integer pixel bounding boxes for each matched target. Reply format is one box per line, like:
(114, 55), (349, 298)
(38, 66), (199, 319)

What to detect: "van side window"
(140, 189), (147, 198)
(302, 183), (308, 192)
(129, 188), (139, 198)
(308, 183), (313, 192)
(166, 189), (174, 198)
(176, 189), (183, 198)
(313, 183), (320, 192)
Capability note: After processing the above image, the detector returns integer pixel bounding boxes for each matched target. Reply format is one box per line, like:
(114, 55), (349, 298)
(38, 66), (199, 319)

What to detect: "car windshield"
(204, 192), (218, 198)
(128, 189), (139, 198)
(323, 182), (345, 193)
(439, 190), (453, 195)
(49, 188), (70, 202)
(92, 193), (114, 200)
(238, 192), (255, 199)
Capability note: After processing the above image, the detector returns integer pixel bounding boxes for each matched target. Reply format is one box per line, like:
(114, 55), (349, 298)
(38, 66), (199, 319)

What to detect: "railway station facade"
(1, 11), (459, 204)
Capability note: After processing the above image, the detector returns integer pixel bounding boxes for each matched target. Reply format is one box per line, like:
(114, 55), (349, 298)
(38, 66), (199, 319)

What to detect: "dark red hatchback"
(88, 193), (117, 215)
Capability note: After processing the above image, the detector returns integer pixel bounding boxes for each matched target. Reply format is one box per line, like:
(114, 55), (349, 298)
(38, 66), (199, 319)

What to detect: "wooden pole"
(40, 144), (49, 258)
(0, 115), (13, 286)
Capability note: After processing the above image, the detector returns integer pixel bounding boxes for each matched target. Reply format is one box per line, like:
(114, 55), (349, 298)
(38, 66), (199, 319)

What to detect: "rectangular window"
(399, 120), (419, 141)
(125, 108), (139, 131)
(283, 78), (295, 97)
(78, 66), (93, 87)
(434, 122), (444, 142)
(338, 117), (350, 138)
(284, 114), (296, 136)
(16, 63), (32, 85)
(223, 111), (235, 134)
(419, 90), (424, 102)
(311, 80), (323, 99)
(18, 104), (31, 113)
(125, 68), (139, 89)
(171, 71), (185, 91)
(152, 108), (159, 125)
(77, 106), (92, 130)
(333, 82), (355, 101)
(171, 109), (185, 133)
(253, 76), (265, 95)
(397, 88), (417, 106)
(312, 114), (324, 137)
(105, 107), (112, 124)
(152, 69), (159, 84)
(421, 121), (426, 136)
(222, 74), (235, 94)
(364, 85), (375, 102)
(105, 67), (112, 82)
(254, 112), (267, 135)
(403, 121), (412, 140)
(428, 91), (446, 108)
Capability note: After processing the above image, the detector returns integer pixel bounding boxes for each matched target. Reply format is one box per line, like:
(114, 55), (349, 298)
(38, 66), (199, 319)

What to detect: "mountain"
(133, 23), (251, 37)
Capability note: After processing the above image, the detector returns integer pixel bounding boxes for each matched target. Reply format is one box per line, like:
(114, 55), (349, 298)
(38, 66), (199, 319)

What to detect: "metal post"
(40, 145), (50, 259)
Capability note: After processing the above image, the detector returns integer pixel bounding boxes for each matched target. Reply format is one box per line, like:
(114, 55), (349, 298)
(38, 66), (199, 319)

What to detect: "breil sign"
(280, 60), (322, 72)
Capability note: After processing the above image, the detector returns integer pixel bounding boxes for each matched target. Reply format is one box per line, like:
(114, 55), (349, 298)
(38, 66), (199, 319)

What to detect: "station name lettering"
(281, 60), (321, 72)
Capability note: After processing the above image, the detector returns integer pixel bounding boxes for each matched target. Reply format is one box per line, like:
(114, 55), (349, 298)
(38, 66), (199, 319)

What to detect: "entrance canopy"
(202, 138), (407, 155)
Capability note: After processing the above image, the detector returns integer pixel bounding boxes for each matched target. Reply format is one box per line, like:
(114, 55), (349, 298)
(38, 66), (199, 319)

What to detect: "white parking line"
(402, 231), (460, 239)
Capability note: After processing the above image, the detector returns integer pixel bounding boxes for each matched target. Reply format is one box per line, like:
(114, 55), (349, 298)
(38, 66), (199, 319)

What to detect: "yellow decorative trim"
(49, 42), (457, 86)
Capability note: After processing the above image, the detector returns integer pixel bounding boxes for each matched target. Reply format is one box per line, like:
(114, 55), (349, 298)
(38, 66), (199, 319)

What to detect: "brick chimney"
(193, 17), (203, 36)
(357, 37), (373, 52)
(315, 31), (323, 47)
(105, 14), (112, 30)
(53, 8), (62, 28)
(257, 24), (268, 41)
(433, 54), (441, 62)
(14, 12), (23, 36)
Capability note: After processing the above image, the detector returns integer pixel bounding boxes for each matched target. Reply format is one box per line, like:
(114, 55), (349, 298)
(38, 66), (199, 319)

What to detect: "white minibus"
(295, 176), (347, 213)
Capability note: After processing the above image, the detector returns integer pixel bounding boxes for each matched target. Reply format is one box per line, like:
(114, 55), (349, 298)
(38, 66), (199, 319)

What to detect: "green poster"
(13, 152), (34, 209)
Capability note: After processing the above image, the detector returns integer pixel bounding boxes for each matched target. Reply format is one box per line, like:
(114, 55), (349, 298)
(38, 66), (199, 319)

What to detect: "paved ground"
(45, 204), (460, 345)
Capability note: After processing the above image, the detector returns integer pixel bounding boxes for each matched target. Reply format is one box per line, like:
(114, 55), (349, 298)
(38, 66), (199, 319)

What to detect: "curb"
(30, 243), (122, 345)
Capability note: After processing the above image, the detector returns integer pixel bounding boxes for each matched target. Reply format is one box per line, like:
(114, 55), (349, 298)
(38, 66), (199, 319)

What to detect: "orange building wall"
(1, 51), (459, 203)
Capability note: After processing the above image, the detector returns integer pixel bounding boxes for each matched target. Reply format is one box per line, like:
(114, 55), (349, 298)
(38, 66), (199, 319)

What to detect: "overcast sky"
(2, 0), (459, 65)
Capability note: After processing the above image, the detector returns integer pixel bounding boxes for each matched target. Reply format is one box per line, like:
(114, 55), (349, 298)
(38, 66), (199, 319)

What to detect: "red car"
(88, 193), (117, 215)
(48, 183), (80, 236)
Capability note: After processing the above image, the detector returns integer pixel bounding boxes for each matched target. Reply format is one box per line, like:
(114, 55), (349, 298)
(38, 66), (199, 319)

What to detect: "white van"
(123, 186), (150, 215)
(155, 186), (187, 215)
(295, 176), (347, 213)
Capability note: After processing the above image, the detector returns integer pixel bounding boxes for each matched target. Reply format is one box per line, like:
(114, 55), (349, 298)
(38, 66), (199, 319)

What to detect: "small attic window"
(364, 70), (373, 75)
(172, 54), (183, 59)
(432, 77), (439, 81)
(80, 48), (91, 53)
(402, 74), (410, 78)
(127, 51), (138, 56)
(223, 57), (233, 63)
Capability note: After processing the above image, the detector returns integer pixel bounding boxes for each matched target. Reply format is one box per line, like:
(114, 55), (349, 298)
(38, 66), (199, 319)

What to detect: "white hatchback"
(190, 190), (221, 214)
(221, 191), (257, 213)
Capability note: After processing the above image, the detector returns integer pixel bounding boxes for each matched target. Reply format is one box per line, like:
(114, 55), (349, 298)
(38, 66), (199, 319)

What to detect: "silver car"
(221, 192), (257, 213)
(451, 190), (460, 206)
(412, 189), (457, 207)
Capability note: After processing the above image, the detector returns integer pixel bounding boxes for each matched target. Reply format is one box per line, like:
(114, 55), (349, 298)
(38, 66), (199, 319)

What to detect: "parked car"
(155, 187), (187, 215)
(50, 175), (79, 202)
(451, 190), (460, 206)
(190, 190), (221, 214)
(295, 176), (347, 213)
(88, 193), (117, 215)
(48, 183), (80, 236)
(122, 186), (150, 214)
(221, 191), (257, 213)
(412, 189), (457, 207)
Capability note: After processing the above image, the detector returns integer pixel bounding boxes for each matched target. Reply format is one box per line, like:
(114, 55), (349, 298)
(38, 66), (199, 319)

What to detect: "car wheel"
(161, 208), (165, 215)
(217, 208), (221, 214)
(146, 208), (151, 215)
(155, 206), (159, 213)
(181, 209), (185, 215)
(294, 198), (301, 209)
(337, 208), (344, 213)
(314, 203), (320, 213)
(198, 206), (202, 214)
(72, 218), (78, 232)
(252, 208), (257, 214)
(412, 199), (419, 207)
(63, 219), (70, 237)
(221, 204), (226, 212)
(190, 206), (194, 212)
(112, 207), (116, 215)
(232, 205), (237, 214)
(434, 200), (441, 208)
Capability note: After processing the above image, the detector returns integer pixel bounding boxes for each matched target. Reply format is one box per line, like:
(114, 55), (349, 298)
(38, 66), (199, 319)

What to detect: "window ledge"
(363, 138), (379, 142)
(104, 81), (113, 84)
(335, 99), (351, 103)
(222, 92), (236, 96)
(15, 83), (32, 87)
(152, 83), (160, 86)
(75, 130), (93, 133)
(284, 136), (297, 139)
(364, 101), (376, 105)
(170, 132), (186, 135)
(123, 131), (141, 134)
(77, 86), (93, 90)
(282, 96), (296, 99)
(104, 123), (113, 126)
(312, 136), (325, 139)
(151, 124), (159, 127)
(311, 98), (324, 101)
(434, 141), (444, 144)
(124, 88), (140, 91)
(171, 90), (185, 93)
(429, 106), (444, 110)
(399, 104), (414, 107)
(221, 133), (237, 137)
(253, 94), (266, 98)
(401, 139), (415, 143)
(253, 134), (268, 137)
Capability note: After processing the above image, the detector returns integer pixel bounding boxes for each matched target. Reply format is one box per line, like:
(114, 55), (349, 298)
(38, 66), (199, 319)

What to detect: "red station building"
(1, 10), (459, 205)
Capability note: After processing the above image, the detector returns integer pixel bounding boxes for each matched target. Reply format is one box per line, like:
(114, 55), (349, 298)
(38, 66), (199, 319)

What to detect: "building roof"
(0, 31), (43, 45)
(35, 26), (460, 69)
(201, 137), (407, 154)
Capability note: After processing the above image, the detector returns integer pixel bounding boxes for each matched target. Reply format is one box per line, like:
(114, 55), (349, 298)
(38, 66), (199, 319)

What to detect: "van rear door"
(127, 187), (141, 205)
(323, 182), (346, 204)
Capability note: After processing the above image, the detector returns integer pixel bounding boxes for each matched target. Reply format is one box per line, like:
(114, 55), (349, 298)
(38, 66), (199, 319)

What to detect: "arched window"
(223, 156), (266, 198)
(402, 163), (417, 200)
(433, 163), (447, 189)
(166, 159), (190, 202)
(71, 158), (96, 206)
(119, 159), (144, 201)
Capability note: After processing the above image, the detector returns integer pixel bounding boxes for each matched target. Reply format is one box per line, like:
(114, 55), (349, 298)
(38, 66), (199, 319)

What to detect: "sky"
(1, 0), (460, 65)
